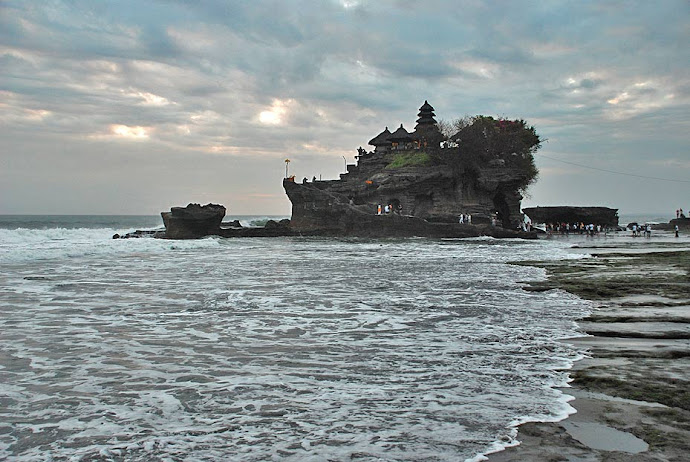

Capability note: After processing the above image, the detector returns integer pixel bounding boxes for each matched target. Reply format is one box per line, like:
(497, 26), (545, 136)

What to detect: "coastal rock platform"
(489, 241), (690, 461)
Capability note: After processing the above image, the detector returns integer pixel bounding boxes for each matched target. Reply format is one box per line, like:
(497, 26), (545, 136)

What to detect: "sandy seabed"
(488, 232), (690, 462)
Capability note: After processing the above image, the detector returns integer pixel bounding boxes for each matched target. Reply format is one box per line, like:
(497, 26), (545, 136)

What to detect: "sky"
(1, 0), (689, 216)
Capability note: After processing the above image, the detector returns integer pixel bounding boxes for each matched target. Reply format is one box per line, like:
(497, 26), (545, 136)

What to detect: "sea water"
(0, 215), (594, 461)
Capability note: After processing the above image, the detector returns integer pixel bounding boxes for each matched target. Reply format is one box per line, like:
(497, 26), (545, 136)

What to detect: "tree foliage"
(433, 115), (541, 192)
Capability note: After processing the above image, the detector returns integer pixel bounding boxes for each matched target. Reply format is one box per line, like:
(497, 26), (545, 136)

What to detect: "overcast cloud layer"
(1, 0), (689, 215)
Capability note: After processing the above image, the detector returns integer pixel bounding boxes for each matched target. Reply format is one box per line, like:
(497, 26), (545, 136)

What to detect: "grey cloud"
(1, 0), (689, 215)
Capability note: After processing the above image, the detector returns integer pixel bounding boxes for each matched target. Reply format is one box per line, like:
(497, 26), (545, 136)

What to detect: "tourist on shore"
(675, 225), (680, 237)
(632, 224), (637, 237)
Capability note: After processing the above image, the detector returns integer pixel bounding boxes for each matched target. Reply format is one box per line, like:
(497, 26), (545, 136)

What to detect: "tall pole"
(284, 158), (290, 178)
(342, 155), (347, 172)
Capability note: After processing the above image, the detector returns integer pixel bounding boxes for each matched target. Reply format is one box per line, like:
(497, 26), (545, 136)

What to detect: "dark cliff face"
(284, 145), (531, 233)
(283, 179), (535, 239)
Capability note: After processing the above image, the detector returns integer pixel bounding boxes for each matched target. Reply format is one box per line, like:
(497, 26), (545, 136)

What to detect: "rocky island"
(284, 101), (541, 239)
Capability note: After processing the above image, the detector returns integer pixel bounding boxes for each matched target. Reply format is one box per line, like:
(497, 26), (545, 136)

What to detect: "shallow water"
(0, 217), (592, 461)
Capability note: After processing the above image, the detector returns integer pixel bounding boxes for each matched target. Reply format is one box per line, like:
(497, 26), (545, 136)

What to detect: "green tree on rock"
(435, 116), (541, 193)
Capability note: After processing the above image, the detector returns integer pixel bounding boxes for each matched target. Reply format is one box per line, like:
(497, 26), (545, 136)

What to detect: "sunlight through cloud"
(258, 99), (292, 125)
(110, 124), (150, 139)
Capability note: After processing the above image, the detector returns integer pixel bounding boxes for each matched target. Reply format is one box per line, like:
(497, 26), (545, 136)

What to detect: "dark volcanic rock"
(222, 219), (243, 228)
(113, 230), (165, 239)
(284, 163), (530, 232)
(654, 217), (690, 231)
(284, 180), (535, 239)
(264, 219), (287, 229)
(522, 206), (619, 226)
(161, 203), (226, 239)
(119, 204), (297, 240)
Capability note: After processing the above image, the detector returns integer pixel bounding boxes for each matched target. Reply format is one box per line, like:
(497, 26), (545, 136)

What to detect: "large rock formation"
(522, 206), (619, 226)
(283, 180), (532, 238)
(161, 203), (227, 239)
(155, 203), (298, 239)
(284, 101), (538, 238)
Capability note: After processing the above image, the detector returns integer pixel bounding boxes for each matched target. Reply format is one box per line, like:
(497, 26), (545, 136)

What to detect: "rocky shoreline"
(488, 238), (690, 461)
(115, 202), (539, 240)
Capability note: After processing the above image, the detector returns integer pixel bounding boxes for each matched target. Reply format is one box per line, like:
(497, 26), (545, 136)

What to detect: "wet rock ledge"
(489, 247), (690, 461)
(114, 203), (298, 239)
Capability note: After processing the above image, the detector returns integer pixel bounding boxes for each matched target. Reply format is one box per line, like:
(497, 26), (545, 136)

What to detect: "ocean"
(0, 214), (619, 461)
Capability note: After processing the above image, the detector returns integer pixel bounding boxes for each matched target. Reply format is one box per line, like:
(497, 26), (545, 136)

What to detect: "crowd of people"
(630, 223), (653, 237)
(545, 222), (609, 236)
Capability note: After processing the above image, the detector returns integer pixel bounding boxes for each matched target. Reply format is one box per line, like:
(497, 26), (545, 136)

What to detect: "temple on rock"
(368, 101), (445, 153)
(283, 101), (539, 238)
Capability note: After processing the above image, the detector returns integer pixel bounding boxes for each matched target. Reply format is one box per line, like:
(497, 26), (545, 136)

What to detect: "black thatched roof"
(416, 115), (436, 125)
(368, 127), (392, 146)
(388, 124), (413, 142)
(418, 100), (435, 113)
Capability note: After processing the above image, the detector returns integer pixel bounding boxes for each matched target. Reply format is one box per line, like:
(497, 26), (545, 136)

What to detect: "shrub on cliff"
(434, 116), (541, 192)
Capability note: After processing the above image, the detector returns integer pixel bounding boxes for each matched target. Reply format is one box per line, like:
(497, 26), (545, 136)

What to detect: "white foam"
(0, 234), (592, 461)
(0, 227), (221, 264)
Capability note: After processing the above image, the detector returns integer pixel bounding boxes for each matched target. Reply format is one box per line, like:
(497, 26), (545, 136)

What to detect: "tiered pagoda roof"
(415, 100), (437, 128)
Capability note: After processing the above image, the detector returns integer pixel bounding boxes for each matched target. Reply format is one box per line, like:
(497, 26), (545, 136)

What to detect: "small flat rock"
(579, 321), (690, 339)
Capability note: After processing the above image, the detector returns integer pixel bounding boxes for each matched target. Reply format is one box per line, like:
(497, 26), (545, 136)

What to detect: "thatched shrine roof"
(368, 127), (392, 146)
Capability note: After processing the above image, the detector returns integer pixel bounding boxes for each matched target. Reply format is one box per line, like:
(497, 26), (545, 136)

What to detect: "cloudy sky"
(1, 0), (689, 216)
